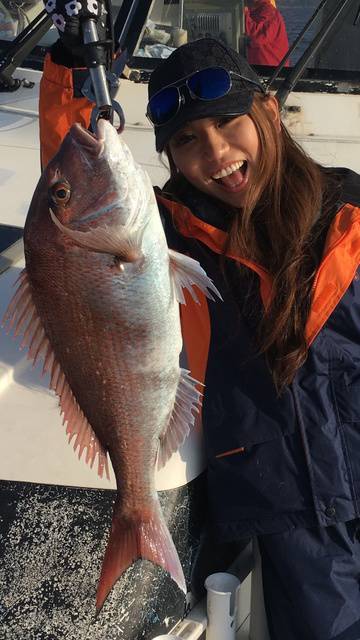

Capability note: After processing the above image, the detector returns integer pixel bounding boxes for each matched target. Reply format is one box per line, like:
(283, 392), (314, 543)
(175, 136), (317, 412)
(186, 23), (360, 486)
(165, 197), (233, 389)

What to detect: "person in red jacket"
(245, 0), (290, 66)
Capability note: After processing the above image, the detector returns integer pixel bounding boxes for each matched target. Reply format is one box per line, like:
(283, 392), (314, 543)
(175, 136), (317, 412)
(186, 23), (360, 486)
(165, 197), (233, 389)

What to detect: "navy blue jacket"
(158, 168), (360, 541)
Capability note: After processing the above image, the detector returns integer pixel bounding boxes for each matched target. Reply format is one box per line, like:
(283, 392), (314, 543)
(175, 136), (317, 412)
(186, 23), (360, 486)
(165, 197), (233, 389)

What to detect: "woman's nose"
(201, 128), (229, 161)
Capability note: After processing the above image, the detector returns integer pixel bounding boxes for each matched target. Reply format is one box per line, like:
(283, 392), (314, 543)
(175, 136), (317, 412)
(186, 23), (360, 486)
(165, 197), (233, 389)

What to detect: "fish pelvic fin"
(169, 248), (223, 305)
(2, 268), (110, 480)
(96, 499), (186, 611)
(157, 369), (203, 469)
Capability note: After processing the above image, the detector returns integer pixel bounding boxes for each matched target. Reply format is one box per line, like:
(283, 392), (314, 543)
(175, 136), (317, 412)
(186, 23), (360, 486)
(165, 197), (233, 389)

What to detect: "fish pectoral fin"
(168, 248), (222, 305)
(157, 368), (203, 469)
(50, 208), (143, 260)
(2, 268), (110, 481)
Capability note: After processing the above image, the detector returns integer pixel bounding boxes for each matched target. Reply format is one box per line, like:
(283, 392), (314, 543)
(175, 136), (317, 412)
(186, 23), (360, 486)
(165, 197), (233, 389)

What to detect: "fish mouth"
(70, 123), (105, 156)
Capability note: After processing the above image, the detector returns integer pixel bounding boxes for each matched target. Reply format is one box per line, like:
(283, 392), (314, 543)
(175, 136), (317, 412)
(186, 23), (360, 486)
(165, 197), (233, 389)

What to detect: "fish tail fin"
(96, 499), (186, 610)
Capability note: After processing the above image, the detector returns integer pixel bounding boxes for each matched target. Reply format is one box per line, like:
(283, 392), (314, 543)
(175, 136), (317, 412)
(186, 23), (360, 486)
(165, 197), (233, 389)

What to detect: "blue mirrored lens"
(148, 86), (179, 125)
(187, 67), (231, 100)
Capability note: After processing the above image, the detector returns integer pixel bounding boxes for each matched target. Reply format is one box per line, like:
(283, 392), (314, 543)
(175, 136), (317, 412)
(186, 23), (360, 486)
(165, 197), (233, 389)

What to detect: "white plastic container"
(204, 572), (241, 640)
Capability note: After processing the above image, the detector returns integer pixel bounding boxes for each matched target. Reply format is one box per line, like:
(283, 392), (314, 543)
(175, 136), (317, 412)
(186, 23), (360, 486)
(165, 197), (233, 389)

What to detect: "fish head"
(25, 120), (156, 261)
(46, 119), (151, 228)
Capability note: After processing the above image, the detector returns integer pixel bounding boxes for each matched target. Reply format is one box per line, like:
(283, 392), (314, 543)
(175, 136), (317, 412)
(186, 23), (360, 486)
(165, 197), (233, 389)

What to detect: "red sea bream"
(2, 119), (221, 610)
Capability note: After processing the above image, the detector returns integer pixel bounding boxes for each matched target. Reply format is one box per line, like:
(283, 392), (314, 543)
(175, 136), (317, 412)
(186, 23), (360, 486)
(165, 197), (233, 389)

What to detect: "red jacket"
(245, 1), (290, 66)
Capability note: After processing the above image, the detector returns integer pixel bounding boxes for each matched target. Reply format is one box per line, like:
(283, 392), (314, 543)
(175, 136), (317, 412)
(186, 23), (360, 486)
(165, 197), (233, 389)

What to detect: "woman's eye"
(173, 133), (195, 147)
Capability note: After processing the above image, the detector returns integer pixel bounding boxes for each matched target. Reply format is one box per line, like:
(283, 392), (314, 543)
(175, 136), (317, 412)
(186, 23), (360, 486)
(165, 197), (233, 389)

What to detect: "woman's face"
(168, 97), (279, 208)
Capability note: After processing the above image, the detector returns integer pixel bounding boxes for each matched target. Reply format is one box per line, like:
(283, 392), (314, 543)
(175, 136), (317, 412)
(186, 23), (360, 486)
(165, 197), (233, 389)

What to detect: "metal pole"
(82, 19), (112, 115)
(179, 0), (184, 29)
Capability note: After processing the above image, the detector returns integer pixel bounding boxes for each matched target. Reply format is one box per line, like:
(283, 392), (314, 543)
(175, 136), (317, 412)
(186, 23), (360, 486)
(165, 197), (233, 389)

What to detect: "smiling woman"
(151, 40), (325, 391)
(167, 97), (280, 208)
(168, 114), (258, 207)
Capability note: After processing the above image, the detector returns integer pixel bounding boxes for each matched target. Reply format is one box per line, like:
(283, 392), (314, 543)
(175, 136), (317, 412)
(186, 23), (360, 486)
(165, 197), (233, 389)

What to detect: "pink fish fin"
(49, 208), (145, 260)
(96, 498), (186, 611)
(157, 368), (203, 469)
(168, 248), (222, 305)
(2, 268), (31, 329)
(2, 269), (47, 357)
(53, 371), (110, 480)
(2, 269), (110, 481)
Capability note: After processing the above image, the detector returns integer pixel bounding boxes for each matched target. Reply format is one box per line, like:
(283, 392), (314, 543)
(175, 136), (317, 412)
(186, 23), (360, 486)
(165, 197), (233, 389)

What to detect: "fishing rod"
(275, 0), (354, 108)
(267, 0), (330, 91)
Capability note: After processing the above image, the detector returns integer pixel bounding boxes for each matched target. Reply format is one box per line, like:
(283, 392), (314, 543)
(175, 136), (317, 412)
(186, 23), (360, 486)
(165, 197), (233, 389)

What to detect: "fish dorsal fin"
(168, 249), (222, 305)
(157, 368), (203, 469)
(2, 269), (110, 480)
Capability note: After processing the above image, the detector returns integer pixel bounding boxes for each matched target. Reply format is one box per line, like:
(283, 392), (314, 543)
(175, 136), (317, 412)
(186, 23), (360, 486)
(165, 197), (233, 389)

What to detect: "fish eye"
(50, 181), (71, 205)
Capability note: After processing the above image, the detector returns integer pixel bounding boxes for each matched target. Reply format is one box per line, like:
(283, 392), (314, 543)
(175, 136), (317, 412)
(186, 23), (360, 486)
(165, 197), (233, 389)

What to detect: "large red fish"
(3, 120), (221, 610)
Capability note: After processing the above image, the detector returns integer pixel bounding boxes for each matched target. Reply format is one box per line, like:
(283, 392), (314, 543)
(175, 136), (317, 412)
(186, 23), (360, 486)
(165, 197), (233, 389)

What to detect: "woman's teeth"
(211, 160), (245, 180)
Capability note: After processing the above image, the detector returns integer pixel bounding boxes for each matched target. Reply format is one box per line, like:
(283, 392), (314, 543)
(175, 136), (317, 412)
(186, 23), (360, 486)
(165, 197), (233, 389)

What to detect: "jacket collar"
(157, 190), (360, 346)
(156, 190), (273, 304)
(161, 178), (235, 232)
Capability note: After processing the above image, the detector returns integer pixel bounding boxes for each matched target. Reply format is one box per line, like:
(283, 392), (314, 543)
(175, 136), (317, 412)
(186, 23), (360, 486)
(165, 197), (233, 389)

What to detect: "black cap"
(148, 38), (265, 152)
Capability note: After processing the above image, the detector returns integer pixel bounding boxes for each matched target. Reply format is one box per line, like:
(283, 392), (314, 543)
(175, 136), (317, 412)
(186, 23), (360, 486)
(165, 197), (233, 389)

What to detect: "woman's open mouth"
(211, 160), (249, 193)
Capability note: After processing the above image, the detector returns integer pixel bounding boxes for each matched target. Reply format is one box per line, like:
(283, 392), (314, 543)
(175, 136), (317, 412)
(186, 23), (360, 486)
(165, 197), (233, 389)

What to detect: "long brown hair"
(164, 94), (341, 392)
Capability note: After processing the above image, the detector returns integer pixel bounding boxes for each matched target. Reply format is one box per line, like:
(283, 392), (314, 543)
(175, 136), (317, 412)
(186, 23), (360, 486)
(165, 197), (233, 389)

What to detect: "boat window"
(311, 0), (360, 72)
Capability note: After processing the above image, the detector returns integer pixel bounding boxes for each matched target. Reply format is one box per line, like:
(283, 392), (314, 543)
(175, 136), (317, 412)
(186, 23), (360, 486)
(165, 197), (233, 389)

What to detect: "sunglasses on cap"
(146, 66), (264, 127)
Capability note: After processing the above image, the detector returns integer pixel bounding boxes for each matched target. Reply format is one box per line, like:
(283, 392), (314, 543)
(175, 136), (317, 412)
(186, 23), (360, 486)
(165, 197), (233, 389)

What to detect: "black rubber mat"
(0, 475), (208, 640)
